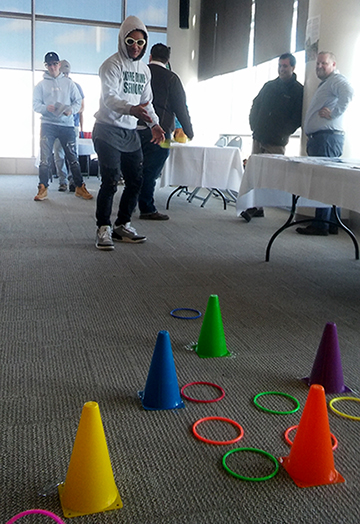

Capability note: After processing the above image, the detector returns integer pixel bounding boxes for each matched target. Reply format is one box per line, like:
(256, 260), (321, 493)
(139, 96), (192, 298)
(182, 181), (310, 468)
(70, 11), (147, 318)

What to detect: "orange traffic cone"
(58, 401), (123, 518)
(279, 384), (344, 488)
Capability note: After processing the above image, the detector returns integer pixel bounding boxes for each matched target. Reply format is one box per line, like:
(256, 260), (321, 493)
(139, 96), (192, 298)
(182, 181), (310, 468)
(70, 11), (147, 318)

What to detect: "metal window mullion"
(32, 0), (36, 157)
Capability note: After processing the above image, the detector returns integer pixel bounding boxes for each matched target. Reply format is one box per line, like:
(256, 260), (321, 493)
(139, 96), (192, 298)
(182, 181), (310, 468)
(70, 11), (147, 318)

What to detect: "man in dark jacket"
(137, 43), (194, 220)
(241, 53), (303, 222)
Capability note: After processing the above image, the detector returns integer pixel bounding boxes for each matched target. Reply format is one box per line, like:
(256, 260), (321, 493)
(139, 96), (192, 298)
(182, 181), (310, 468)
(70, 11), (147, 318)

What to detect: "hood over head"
(118, 15), (148, 62)
(60, 60), (71, 74)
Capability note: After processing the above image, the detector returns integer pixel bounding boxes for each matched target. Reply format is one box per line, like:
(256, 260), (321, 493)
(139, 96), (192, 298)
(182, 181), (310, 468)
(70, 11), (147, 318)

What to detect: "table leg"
(166, 186), (188, 209)
(266, 195), (299, 261)
(332, 205), (359, 259)
(207, 189), (227, 210)
(187, 187), (201, 203)
(265, 196), (359, 261)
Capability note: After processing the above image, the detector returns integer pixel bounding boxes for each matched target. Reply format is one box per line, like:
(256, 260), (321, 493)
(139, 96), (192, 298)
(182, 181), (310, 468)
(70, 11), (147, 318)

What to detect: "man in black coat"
(241, 53), (303, 222)
(137, 43), (194, 220)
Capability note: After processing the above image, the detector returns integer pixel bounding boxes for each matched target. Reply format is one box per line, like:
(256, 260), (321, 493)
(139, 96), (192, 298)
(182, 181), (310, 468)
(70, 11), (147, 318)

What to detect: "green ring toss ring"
(329, 396), (360, 421)
(222, 447), (279, 481)
(253, 391), (300, 414)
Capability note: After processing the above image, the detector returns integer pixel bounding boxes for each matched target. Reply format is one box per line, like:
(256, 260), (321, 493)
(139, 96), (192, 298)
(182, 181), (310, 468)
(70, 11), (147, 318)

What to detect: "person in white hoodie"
(33, 51), (93, 201)
(93, 16), (165, 250)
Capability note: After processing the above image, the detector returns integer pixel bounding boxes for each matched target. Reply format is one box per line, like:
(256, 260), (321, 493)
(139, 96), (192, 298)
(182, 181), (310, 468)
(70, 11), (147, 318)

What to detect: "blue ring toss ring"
(222, 447), (279, 481)
(253, 391), (300, 415)
(170, 308), (202, 319)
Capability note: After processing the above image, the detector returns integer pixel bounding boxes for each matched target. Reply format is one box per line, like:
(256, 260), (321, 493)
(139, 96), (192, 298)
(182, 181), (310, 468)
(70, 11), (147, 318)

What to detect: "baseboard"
(0, 157), (38, 175)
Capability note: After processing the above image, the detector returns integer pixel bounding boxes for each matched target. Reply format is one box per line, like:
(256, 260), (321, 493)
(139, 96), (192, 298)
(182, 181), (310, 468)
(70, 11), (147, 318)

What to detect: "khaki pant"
(252, 139), (285, 155)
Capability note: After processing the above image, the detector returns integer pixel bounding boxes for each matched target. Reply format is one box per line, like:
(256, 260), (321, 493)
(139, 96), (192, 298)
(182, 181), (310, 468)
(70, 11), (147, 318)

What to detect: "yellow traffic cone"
(58, 401), (123, 518)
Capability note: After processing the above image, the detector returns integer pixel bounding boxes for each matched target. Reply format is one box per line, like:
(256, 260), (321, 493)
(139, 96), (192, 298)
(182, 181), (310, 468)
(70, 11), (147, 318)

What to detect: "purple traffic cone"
(138, 330), (185, 410)
(302, 322), (351, 394)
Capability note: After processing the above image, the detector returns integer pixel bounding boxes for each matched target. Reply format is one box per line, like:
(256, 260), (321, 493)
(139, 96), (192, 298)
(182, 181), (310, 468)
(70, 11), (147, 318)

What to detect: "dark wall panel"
(253, 0), (293, 66)
(198, 0), (252, 81)
(296, 0), (310, 52)
(198, 0), (308, 80)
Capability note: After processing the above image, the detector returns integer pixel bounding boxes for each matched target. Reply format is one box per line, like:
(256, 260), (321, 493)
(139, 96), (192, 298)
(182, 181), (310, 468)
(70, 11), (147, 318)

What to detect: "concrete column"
(302, 0), (360, 157)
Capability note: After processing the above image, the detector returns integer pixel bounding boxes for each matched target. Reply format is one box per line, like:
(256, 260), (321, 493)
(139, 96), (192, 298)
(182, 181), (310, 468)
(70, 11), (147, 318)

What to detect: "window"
(126, 0), (168, 27)
(0, 70), (33, 157)
(0, 2), (167, 157)
(35, 21), (120, 74)
(35, 0), (122, 23)
(1, 1), (30, 13)
(0, 18), (31, 69)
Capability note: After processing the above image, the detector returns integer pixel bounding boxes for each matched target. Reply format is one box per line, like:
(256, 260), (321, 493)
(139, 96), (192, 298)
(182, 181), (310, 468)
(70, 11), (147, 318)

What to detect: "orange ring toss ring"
(192, 416), (244, 445)
(284, 424), (338, 451)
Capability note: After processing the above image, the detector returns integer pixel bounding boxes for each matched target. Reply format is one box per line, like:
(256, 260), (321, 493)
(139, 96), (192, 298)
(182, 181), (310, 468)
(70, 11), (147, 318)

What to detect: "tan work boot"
(34, 184), (48, 201)
(75, 183), (93, 200)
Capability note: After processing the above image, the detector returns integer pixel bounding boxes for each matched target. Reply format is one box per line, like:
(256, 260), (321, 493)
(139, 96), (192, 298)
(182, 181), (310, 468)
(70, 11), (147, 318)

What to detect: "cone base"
(138, 390), (185, 411)
(193, 344), (231, 358)
(279, 456), (345, 488)
(58, 483), (123, 518)
(301, 377), (351, 394)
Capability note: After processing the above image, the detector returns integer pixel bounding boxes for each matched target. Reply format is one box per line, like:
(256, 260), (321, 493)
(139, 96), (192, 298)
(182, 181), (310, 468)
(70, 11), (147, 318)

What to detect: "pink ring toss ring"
(192, 416), (244, 445)
(284, 424), (338, 451)
(181, 381), (225, 403)
(6, 509), (66, 524)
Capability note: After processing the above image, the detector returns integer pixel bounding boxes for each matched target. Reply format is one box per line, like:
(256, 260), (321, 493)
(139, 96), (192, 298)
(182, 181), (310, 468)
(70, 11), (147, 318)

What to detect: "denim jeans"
(39, 124), (82, 188)
(306, 131), (344, 231)
(138, 128), (170, 214)
(314, 206), (340, 231)
(94, 138), (143, 227)
(306, 131), (344, 157)
(53, 126), (79, 186)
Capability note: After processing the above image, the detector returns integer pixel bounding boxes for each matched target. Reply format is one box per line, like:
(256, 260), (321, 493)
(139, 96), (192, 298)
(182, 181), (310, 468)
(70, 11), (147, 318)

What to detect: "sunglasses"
(125, 37), (146, 48)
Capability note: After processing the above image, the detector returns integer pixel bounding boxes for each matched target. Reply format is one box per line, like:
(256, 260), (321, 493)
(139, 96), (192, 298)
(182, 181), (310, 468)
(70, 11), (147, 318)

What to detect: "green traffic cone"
(195, 295), (230, 358)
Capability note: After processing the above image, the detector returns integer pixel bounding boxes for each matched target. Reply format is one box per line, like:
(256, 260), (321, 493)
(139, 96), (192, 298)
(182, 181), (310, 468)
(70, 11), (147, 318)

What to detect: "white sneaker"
(112, 222), (147, 243)
(96, 225), (114, 250)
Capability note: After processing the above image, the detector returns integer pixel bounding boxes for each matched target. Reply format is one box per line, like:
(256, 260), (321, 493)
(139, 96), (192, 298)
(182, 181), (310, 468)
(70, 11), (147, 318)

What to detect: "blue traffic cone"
(138, 330), (185, 410)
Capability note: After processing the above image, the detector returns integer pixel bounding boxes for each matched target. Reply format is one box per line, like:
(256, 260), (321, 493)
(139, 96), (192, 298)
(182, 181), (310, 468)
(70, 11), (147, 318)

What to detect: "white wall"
(303, 0), (360, 157)
(166, 0), (201, 89)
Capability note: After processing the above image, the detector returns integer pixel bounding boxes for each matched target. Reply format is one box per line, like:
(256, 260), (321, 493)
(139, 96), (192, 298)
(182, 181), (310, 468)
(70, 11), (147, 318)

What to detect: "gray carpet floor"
(1, 175), (360, 524)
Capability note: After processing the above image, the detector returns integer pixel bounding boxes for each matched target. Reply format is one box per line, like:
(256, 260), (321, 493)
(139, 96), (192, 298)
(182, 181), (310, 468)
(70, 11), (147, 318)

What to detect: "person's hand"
(130, 102), (152, 123)
(47, 105), (56, 113)
(63, 109), (72, 116)
(318, 106), (332, 119)
(150, 124), (165, 145)
(173, 128), (188, 143)
(173, 128), (183, 139)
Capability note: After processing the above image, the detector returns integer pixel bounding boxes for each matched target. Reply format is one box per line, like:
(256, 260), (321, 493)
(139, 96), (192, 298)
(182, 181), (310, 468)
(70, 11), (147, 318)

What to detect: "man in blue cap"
(33, 51), (93, 201)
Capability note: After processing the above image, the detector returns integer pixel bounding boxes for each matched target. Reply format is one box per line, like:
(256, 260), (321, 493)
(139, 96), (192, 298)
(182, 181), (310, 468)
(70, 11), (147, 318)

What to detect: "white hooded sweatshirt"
(94, 16), (159, 130)
(33, 72), (82, 127)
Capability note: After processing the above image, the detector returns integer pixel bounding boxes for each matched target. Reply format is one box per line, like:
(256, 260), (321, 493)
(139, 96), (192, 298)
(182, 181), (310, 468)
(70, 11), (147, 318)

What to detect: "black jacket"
(146, 63), (194, 139)
(249, 73), (303, 146)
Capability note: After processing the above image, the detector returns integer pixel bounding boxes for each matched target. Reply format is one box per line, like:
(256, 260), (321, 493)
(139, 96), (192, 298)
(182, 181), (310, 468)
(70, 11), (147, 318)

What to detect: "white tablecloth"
(78, 138), (95, 156)
(237, 154), (360, 215)
(161, 143), (243, 191)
